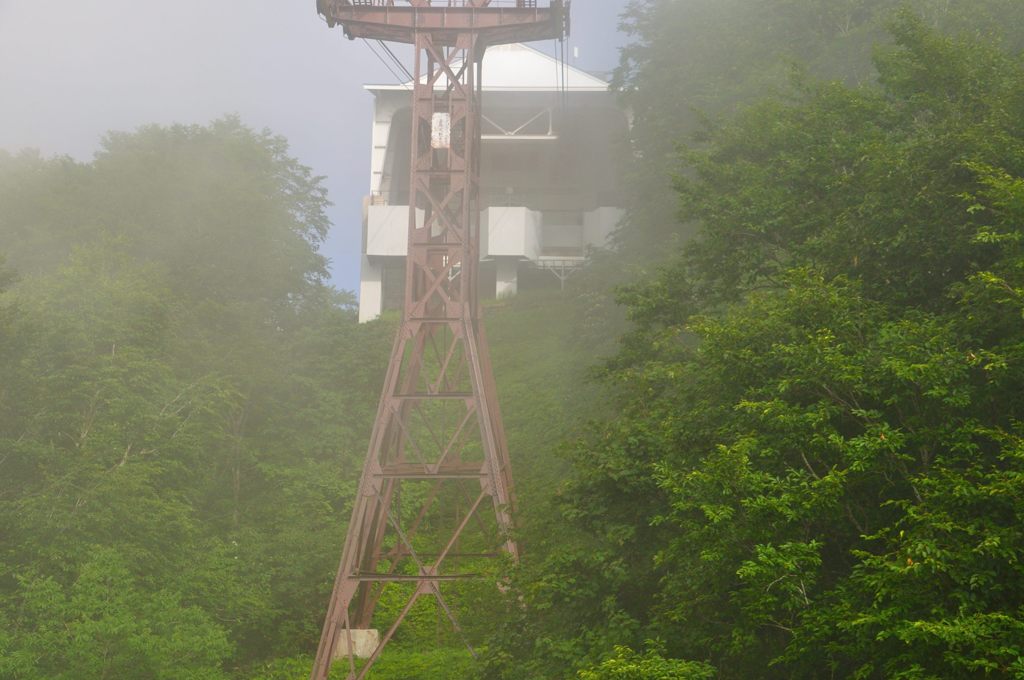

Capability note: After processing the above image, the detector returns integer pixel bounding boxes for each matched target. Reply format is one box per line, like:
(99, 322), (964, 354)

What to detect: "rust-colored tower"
(311, 2), (568, 679)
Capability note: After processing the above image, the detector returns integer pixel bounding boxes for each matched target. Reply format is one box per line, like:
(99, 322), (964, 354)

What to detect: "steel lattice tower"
(311, 2), (568, 679)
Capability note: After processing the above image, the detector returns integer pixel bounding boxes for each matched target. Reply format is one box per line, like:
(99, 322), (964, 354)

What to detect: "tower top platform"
(316, 0), (568, 46)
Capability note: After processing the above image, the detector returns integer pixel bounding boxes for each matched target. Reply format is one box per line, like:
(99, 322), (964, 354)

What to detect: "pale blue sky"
(0, 0), (630, 293)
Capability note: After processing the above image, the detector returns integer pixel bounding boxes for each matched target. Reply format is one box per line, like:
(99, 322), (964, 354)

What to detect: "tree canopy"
(479, 4), (1024, 680)
(0, 118), (394, 678)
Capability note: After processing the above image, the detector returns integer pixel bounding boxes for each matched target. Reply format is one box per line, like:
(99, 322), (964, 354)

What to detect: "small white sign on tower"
(431, 112), (451, 149)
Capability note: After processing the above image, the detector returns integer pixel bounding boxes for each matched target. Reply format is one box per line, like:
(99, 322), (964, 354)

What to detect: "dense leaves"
(577, 645), (715, 680)
(0, 120), (394, 678)
(613, 0), (1024, 262)
(483, 5), (1024, 680)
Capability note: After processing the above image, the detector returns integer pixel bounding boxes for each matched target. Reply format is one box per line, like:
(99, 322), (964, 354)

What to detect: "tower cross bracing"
(310, 2), (568, 679)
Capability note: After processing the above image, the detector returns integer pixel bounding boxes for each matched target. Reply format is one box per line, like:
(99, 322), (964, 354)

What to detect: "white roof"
(365, 43), (609, 93)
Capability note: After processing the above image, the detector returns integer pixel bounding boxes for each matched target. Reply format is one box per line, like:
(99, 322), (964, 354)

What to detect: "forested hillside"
(0, 120), (610, 678)
(482, 1), (1024, 678)
(3, 0), (1024, 678)
(0, 119), (399, 678)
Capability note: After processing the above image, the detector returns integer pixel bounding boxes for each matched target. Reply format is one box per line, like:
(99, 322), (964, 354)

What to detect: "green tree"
(612, 0), (1024, 262)
(578, 646), (714, 680)
(487, 11), (1024, 679)
(0, 119), (392, 675)
(1, 549), (231, 680)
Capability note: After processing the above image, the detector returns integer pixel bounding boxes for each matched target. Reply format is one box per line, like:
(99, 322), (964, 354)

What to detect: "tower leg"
(311, 31), (519, 680)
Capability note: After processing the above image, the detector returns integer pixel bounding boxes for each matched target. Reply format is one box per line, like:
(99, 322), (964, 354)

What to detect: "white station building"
(358, 43), (628, 322)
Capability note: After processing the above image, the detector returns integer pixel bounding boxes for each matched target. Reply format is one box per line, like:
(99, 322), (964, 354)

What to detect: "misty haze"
(2, 1), (1024, 679)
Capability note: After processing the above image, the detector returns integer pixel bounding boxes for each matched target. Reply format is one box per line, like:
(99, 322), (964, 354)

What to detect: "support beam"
(495, 258), (518, 298)
(358, 255), (383, 323)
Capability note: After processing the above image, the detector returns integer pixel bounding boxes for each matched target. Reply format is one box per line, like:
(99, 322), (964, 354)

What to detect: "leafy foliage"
(483, 5), (1024, 680)
(2, 549), (232, 680)
(577, 645), (715, 680)
(0, 119), (393, 678)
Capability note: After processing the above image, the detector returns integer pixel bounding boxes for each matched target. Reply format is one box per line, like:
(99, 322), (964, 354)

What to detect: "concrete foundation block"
(332, 628), (380, 660)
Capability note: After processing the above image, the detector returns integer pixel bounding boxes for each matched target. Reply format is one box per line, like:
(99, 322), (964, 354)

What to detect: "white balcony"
(536, 208), (622, 256)
(365, 204), (421, 256)
(365, 203), (621, 260)
(584, 207), (623, 248)
(482, 206), (541, 260)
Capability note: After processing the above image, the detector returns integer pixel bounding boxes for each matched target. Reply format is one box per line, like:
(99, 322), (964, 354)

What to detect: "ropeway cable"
(362, 38), (412, 90)
(379, 41), (414, 83)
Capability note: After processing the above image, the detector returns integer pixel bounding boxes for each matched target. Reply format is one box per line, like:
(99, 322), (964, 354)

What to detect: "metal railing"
(348, 0), (542, 7)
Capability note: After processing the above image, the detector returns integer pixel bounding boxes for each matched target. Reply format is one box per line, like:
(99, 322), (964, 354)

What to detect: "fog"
(0, 0), (627, 293)
(5, 1), (1024, 677)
